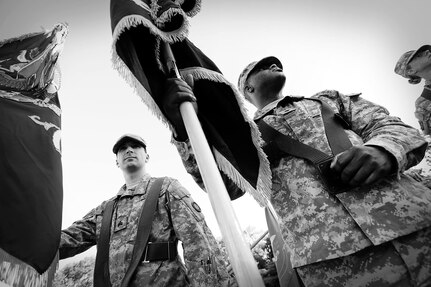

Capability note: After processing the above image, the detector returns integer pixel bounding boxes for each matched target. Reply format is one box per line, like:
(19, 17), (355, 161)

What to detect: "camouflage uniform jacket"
(60, 174), (232, 286)
(415, 86), (431, 134)
(173, 90), (431, 268)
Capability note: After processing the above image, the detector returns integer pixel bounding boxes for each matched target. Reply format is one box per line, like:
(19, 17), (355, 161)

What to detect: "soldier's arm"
(318, 91), (428, 173)
(59, 207), (99, 259)
(166, 179), (234, 286)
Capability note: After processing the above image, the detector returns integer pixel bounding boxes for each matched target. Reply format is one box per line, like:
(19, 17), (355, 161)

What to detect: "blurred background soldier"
(395, 45), (431, 189)
(59, 134), (234, 286)
(395, 44), (431, 135)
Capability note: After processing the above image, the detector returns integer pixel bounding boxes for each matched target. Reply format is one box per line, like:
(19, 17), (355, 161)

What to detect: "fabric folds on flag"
(110, 0), (272, 206)
(0, 23), (68, 287)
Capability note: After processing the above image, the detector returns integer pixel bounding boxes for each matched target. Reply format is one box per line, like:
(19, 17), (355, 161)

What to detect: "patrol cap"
(112, 134), (147, 154)
(394, 45), (431, 84)
(237, 56), (283, 96)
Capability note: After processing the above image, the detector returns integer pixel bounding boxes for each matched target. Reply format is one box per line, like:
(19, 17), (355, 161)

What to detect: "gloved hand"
(330, 145), (396, 187)
(161, 74), (197, 141)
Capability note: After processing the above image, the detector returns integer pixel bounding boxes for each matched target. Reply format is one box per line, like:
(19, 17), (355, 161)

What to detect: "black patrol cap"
(112, 134), (147, 154)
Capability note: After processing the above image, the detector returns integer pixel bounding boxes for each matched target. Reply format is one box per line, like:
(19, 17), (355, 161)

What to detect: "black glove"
(161, 75), (197, 141)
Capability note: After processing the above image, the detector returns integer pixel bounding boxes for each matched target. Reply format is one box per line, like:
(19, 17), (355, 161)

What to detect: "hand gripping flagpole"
(162, 42), (265, 287)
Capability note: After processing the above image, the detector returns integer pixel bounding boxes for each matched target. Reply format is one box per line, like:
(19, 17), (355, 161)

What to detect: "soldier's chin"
(268, 75), (286, 92)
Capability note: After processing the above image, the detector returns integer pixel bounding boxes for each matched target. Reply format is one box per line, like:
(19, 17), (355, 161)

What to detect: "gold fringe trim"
(0, 248), (58, 287)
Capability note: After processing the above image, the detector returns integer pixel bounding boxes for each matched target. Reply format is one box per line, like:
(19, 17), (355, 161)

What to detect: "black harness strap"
(257, 99), (353, 194)
(94, 177), (165, 287)
(121, 177), (165, 287)
(94, 198), (117, 287)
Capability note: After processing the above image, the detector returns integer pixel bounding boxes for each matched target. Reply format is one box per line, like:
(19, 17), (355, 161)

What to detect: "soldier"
(394, 44), (431, 189)
(59, 134), (233, 286)
(163, 56), (431, 286)
(394, 44), (431, 135)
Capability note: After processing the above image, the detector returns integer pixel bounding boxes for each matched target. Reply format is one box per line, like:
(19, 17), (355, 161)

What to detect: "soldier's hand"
(330, 145), (396, 187)
(162, 75), (197, 141)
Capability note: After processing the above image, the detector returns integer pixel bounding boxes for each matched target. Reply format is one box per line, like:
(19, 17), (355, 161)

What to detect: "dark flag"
(0, 23), (68, 286)
(110, 0), (272, 206)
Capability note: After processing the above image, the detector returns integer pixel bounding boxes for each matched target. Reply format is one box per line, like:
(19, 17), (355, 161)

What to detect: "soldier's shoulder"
(311, 90), (362, 100)
(90, 196), (117, 216)
(157, 177), (191, 200)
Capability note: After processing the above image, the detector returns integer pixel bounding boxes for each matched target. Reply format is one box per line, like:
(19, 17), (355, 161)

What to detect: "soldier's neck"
(124, 170), (147, 188)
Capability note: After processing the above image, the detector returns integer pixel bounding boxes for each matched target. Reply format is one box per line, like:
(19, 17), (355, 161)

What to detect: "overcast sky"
(1, 0), (430, 267)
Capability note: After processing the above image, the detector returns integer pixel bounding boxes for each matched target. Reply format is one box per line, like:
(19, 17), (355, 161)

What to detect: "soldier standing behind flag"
(59, 134), (234, 286)
(163, 56), (431, 286)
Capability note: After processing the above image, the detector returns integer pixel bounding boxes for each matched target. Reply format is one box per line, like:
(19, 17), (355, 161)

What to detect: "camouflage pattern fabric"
(257, 90), (431, 267)
(59, 175), (234, 286)
(405, 135), (431, 190)
(415, 87), (431, 135)
(173, 91), (431, 276)
(295, 226), (431, 287)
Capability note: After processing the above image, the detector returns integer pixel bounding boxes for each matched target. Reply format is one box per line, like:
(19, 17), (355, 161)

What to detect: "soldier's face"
(246, 64), (286, 101)
(407, 49), (431, 81)
(116, 140), (148, 172)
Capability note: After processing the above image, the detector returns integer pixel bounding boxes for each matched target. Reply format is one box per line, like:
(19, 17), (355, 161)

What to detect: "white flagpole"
(163, 43), (265, 287)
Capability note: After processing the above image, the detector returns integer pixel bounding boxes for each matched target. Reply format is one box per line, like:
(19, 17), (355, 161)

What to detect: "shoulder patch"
(191, 202), (202, 213)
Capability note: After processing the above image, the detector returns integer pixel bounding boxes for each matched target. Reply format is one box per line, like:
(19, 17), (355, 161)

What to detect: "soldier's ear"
(116, 160), (119, 167)
(245, 85), (254, 93)
(145, 154), (150, 162)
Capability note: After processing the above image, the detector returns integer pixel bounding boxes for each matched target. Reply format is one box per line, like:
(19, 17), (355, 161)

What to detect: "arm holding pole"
(162, 42), (265, 287)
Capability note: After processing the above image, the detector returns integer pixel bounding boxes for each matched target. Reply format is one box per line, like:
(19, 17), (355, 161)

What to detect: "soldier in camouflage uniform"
(394, 44), (431, 135)
(395, 45), (431, 190)
(59, 134), (233, 286)
(163, 57), (431, 286)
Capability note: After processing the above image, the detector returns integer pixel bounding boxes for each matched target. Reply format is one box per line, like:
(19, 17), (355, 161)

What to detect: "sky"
(1, 0), (431, 268)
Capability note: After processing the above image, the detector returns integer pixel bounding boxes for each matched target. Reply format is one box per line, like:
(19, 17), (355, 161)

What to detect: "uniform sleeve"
(317, 90), (428, 173)
(166, 179), (235, 287)
(171, 137), (244, 200)
(59, 205), (100, 259)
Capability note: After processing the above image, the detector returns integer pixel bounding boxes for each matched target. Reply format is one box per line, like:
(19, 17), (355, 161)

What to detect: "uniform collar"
(254, 95), (304, 120)
(117, 173), (152, 197)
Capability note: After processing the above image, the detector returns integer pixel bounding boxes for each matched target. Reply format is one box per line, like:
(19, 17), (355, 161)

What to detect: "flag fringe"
(182, 0), (201, 17)
(111, 49), (172, 128)
(180, 67), (272, 207)
(112, 14), (189, 46)
(0, 248), (58, 287)
(111, 50), (272, 207)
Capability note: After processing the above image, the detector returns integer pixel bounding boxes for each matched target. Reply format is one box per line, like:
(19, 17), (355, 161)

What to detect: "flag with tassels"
(110, 1), (273, 284)
(0, 23), (68, 287)
(110, 0), (272, 206)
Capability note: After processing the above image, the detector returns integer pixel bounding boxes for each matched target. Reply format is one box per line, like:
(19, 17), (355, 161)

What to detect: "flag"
(110, 0), (272, 206)
(0, 23), (68, 287)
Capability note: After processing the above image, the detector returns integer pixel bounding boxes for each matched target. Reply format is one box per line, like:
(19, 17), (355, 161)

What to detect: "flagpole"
(163, 43), (265, 287)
